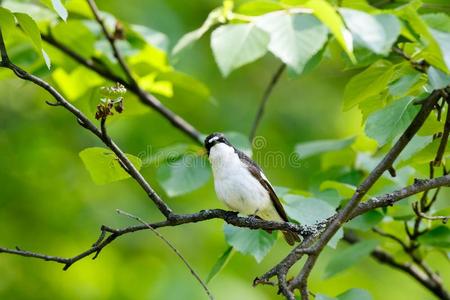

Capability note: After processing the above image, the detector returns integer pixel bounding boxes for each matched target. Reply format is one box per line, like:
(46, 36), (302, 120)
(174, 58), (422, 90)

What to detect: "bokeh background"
(0, 0), (448, 299)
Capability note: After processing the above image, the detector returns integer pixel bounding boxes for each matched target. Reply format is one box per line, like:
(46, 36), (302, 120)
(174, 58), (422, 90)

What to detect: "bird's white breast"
(208, 143), (272, 215)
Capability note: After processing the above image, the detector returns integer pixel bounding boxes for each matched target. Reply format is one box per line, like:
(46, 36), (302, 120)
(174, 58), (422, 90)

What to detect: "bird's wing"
(235, 149), (289, 222)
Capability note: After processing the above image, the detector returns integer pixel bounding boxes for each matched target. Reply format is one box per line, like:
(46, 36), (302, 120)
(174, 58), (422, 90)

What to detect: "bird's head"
(204, 132), (231, 155)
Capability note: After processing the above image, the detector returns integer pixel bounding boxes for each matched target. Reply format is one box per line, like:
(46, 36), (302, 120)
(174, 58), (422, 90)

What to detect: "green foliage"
(295, 137), (355, 159)
(205, 246), (234, 283)
(156, 155), (211, 197)
(211, 23), (269, 76)
(40, 0), (68, 21)
(255, 12), (328, 73)
(223, 224), (277, 263)
(418, 226), (450, 248)
(79, 147), (142, 185)
(365, 96), (420, 146)
(1, 0), (450, 299)
(324, 240), (379, 279)
(345, 210), (384, 231)
(343, 60), (395, 111)
(340, 9), (400, 55)
(283, 194), (336, 226)
(317, 288), (373, 300)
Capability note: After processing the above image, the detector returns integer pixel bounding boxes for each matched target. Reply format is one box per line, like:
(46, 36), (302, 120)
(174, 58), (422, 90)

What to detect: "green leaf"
(156, 155), (211, 197)
(338, 288), (372, 300)
(340, 9), (400, 55)
(324, 239), (378, 278)
(205, 246), (234, 283)
(345, 210), (383, 231)
(256, 12), (328, 73)
(41, 0), (68, 21)
(305, 0), (354, 61)
(396, 3), (448, 72)
(295, 137), (355, 159)
(237, 0), (284, 16)
(343, 60), (394, 111)
(14, 12), (51, 68)
(428, 66), (450, 89)
(365, 96), (420, 146)
(14, 12), (42, 50)
(130, 24), (169, 52)
(79, 147), (142, 185)
(52, 20), (97, 58)
(0, 7), (16, 38)
(429, 28), (450, 72)
(211, 23), (269, 76)
(52, 67), (104, 100)
(320, 180), (356, 198)
(157, 71), (211, 101)
(283, 195), (336, 226)
(422, 13), (450, 33)
(172, 8), (222, 56)
(316, 295), (337, 300)
(223, 224), (277, 263)
(51, 0), (68, 21)
(418, 226), (450, 248)
(388, 68), (426, 99)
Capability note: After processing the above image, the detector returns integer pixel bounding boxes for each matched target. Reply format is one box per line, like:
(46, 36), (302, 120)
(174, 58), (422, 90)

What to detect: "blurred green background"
(0, 0), (448, 299)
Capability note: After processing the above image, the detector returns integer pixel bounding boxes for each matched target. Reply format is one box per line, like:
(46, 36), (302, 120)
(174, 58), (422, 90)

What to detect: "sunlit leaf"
(79, 147), (142, 185)
(211, 23), (269, 76)
(305, 0), (354, 60)
(237, 0), (284, 16)
(256, 12), (328, 73)
(0, 7), (16, 38)
(340, 9), (400, 55)
(14, 13), (42, 50)
(343, 60), (394, 111)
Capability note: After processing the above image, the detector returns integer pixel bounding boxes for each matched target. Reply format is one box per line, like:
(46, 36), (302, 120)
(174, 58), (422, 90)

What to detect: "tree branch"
(344, 233), (449, 300)
(412, 202), (449, 223)
(41, 23), (202, 144)
(0, 29), (173, 218)
(249, 63), (285, 141)
(116, 209), (214, 300)
(287, 90), (443, 297)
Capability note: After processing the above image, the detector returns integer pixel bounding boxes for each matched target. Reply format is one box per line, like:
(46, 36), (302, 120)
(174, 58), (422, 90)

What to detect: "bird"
(204, 132), (300, 245)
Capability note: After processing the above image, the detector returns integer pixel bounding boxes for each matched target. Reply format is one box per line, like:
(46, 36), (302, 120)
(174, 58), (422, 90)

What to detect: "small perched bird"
(205, 132), (299, 245)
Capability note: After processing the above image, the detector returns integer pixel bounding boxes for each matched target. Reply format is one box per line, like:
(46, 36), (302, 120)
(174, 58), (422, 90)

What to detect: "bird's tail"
(282, 231), (300, 246)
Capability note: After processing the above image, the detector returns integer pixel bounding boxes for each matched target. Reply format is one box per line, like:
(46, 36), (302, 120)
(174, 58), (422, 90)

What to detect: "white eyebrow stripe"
(208, 136), (220, 144)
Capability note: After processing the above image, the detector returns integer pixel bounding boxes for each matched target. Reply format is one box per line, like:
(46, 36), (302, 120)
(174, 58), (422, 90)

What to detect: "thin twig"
(412, 202), (449, 224)
(434, 99), (450, 166)
(249, 63), (285, 141)
(286, 90), (443, 296)
(0, 29), (173, 218)
(344, 233), (449, 300)
(116, 209), (214, 300)
(86, 0), (136, 85)
(42, 28), (202, 143)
